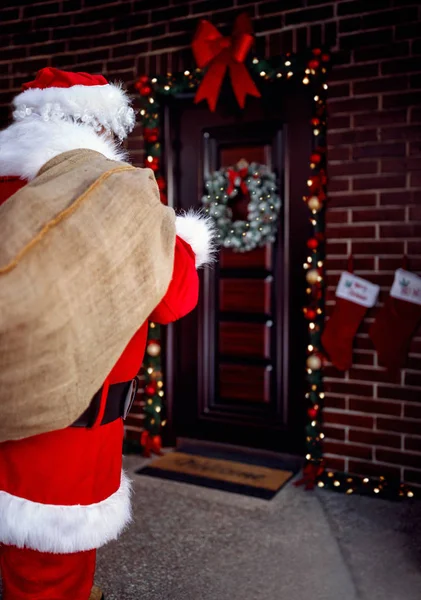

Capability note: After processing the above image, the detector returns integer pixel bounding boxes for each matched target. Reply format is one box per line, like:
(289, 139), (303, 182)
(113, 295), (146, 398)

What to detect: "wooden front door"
(163, 81), (312, 454)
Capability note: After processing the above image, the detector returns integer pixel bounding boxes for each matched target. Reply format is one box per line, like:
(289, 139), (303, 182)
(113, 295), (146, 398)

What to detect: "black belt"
(71, 379), (138, 428)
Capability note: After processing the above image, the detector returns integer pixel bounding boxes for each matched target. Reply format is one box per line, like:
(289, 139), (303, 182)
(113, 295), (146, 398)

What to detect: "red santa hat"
(12, 67), (136, 140)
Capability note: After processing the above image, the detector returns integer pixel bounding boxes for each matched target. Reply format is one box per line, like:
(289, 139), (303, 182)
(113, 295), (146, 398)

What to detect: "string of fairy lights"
(134, 49), (415, 499)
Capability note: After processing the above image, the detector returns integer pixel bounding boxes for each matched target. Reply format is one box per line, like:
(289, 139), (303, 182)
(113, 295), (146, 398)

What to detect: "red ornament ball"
(144, 128), (159, 143)
(145, 383), (157, 396)
(310, 153), (322, 164)
(139, 75), (149, 84)
(311, 118), (320, 126)
(308, 407), (318, 420)
(305, 308), (317, 320)
(321, 53), (330, 62)
(307, 238), (319, 250)
(139, 85), (152, 97)
(312, 48), (322, 56)
(308, 59), (320, 70)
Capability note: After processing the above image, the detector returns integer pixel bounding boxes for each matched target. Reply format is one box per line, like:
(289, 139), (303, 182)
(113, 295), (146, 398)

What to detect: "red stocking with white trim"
(322, 271), (379, 371)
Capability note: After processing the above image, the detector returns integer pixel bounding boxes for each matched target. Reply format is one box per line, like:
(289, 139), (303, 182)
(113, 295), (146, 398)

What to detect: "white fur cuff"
(0, 471), (132, 554)
(176, 211), (217, 268)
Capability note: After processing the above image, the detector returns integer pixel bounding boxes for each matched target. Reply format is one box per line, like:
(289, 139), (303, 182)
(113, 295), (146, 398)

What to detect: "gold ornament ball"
(147, 342), (161, 357)
(307, 354), (322, 370)
(308, 196), (321, 211)
(306, 269), (319, 284)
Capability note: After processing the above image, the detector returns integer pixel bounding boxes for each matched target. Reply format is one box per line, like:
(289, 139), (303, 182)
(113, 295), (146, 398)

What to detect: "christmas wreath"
(202, 160), (281, 252)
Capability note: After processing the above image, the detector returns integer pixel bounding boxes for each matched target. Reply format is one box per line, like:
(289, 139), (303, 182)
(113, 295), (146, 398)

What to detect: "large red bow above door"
(192, 13), (261, 112)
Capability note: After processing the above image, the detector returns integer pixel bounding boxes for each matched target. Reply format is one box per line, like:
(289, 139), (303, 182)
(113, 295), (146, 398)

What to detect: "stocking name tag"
(390, 269), (421, 305)
(336, 271), (380, 307)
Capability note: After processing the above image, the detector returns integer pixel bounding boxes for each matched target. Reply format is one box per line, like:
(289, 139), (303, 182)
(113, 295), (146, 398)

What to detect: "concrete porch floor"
(95, 455), (421, 600)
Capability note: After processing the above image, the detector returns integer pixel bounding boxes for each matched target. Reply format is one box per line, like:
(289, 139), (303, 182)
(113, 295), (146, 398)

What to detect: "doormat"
(137, 451), (294, 500)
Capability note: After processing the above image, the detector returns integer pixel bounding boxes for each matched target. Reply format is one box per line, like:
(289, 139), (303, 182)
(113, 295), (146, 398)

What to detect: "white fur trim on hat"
(0, 471), (132, 554)
(0, 118), (128, 181)
(13, 82), (135, 140)
(176, 211), (218, 268)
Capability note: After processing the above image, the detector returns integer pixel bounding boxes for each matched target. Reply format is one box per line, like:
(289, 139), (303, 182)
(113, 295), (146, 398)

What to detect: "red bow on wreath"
(192, 13), (261, 112)
(294, 462), (325, 491)
(140, 431), (163, 458)
(226, 166), (249, 196)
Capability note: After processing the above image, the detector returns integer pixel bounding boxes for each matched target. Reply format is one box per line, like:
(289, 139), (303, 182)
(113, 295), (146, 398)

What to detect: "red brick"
(349, 429), (401, 449)
(349, 398), (402, 417)
(411, 107), (421, 122)
(326, 224), (375, 239)
(382, 57), (421, 76)
(328, 147), (351, 161)
(353, 174), (406, 191)
(381, 157), (420, 173)
(329, 161), (378, 177)
(324, 381), (374, 397)
(328, 115), (351, 130)
(353, 352), (375, 367)
(380, 191), (412, 206)
(340, 29), (393, 50)
(403, 469), (421, 486)
(410, 74), (421, 90)
(377, 417), (421, 435)
(404, 404), (421, 419)
(328, 193), (377, 209)
(351, 207), (405, 223)
(380, 125), (420, 141)
(328, 178), (351, 193)
(354, 336), (374, 351)
(409, 338), (421, 354)
(380, 223), (421, 238)
(411, 171), (421, 187)
(325, 256), (374, 272)
(354, 143), (406, 160)
(337, 1), (390, 17)
(352, 241), (404, 255)
(324, 410), (374, 429)
(379, 257), (421, 272)
(405, 372), (421, 387)
(354, 41), (410, 63)
(328, 83), (351, 100)
(383, 92), (421, 110)
(408, 240), (421, 253)
(325, 457), (346, 472)
(339, 16), (363, 34)
(324, 365), (347, 379)
(328, 129), (378, 146)
(406, 355), (421, 371)
(364, 7), (419, 29)
(354, 76), (408, 96)
(349, 460), (401, 480)
(324, 441), (373, 460)
(329, 97), (378, 114)
(331, 64), (379, 83)
(354, 109), (407, 127)
(376, 449), (421, 469)
(349, 367), (400, 385)
(325, 210), (349, 224)
(325, 241), (348, 255)
(285, 5), (334, 24)
(405, 437), (421, 453)
(323, 425), (346, 442)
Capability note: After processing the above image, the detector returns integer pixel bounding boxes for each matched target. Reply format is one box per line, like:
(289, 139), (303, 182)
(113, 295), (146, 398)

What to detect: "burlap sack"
(0, 149), (175, 442)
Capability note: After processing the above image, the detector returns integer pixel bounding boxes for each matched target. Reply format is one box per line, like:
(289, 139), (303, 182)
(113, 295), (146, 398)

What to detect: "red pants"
(0, 545), (96, 600)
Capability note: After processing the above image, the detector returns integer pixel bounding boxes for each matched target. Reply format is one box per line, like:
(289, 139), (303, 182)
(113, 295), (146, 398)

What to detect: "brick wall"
(1, 0), (421, 485)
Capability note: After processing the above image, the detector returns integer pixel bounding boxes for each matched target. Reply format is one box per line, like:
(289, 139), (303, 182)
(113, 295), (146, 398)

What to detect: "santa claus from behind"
(0, 68), (214, 600)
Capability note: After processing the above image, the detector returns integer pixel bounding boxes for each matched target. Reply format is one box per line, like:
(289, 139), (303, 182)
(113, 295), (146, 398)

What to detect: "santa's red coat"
(0, 176), (204, 554)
